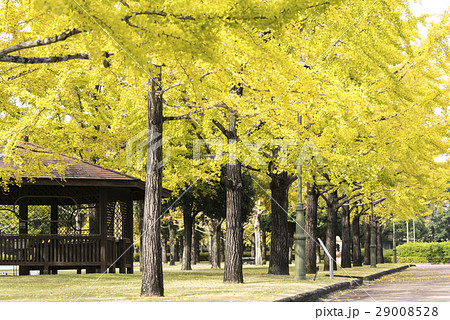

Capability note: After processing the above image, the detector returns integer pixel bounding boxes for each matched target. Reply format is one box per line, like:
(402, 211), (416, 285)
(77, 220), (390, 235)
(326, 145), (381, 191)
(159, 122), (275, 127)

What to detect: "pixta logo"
(126, 129), (171, 170)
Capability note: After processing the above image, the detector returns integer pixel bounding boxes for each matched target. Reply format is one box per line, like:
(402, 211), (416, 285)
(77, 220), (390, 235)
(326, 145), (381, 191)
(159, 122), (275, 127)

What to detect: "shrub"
(199, 252), (209, 262)
(396, 242), (450, 263)
(442, 242), (450, 263)
(133, 252), (140, 262)
(397, 256), (428, 263)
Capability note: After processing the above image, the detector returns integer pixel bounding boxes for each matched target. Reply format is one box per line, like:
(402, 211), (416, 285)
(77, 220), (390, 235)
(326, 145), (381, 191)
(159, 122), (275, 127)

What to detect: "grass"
(0, 262), (406, 302)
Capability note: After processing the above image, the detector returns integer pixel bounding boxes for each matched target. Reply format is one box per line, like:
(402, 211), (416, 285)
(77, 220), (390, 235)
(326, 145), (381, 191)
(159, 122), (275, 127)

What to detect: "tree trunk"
(268, 172), (291, 275)
(261, 229), (266, 264)
(376, 221), (384, 264)
(161, 236), (168, 263)
(288, 237), (293, 264)
(223, 114), (244, 283)
(169, 220), (176, 266)
(254, 214), (263, 266)
(182, 210), (193, 270)
(340, 204), (352, 268)
(324, 190), (338, 271)
(136, 200), (144, 271)
(191, 222), (197, 265)
(175, 238), (180, 262)
(251, 233), (255, 258)
(220, 230), (225, 263)
(363, 218), (371, 265)
(352, 214), (362, 267)
(210, 218), (221, 268)
(223, 158), (243, 283)
(208, 225), (213, 265)
(141, 77), (164, 297)
(305, 182), (319, 274)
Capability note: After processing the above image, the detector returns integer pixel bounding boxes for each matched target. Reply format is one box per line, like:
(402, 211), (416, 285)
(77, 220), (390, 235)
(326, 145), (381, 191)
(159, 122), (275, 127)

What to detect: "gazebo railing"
(0, 235), (101, 265)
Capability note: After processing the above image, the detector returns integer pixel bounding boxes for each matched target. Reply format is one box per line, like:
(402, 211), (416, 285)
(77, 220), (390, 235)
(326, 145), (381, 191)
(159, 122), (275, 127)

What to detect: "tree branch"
(7, 68), (37, 80)
(0, 53), (90, 64)
(163, 109), (204, 121)
(162, 82), (183, 94)
(0, 29), (83, 58)
(200, 70), (214, 80)
(212, 119), (232, 139)
(244, 120), (264, 137)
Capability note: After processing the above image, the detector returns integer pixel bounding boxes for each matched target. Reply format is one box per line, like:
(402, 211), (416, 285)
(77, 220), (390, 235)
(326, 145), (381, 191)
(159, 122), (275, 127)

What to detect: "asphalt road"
(320, 265), (450, 302)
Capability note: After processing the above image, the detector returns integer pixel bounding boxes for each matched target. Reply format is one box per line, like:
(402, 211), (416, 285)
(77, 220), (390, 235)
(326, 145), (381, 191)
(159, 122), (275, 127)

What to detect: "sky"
(409, 0), (450, 16)
(409, 0), (450, 38)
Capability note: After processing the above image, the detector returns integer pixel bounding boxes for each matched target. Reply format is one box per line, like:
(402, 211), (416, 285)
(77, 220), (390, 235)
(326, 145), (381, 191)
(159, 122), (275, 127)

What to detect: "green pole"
(370, 201), (377, 268)
(294, 114), (307, 280)
(392, 221), (397, 263)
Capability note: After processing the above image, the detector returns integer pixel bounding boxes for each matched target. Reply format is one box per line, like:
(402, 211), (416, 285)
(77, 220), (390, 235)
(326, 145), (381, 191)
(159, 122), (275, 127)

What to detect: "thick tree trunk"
(251, 233), (255, 258)
(340, 204), (352, 268)
(363, 218), (371, 265)
(223, 157), (243, 283)
(175, 238), (180, 262)
(223, 114), (244, 283)
(169, 220), (176, 266)
(210, 218), (221, 268)
(182, 211), (193, 270)
(261, 229), (266, 264)
(136, 200), (144, 271)
(268, 172), (291, 275)
(141, 77), (164, 297)
(179, 237), (184, 261)
(161, 236), (168, 263)
(352, 214), (362, 267)
(220, 230), (225, 263)
(254, 214), (263, 266)
(191, 222), (197, 265)
(324, 190), (338, 271)
(376, 221), (384, 264)
(306, 182), (319, 274)
(208, 226), (212, 265)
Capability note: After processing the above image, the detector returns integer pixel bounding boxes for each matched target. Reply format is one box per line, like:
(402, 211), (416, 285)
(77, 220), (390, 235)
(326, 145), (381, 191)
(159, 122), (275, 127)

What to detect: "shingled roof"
(0, 143), (171, 197)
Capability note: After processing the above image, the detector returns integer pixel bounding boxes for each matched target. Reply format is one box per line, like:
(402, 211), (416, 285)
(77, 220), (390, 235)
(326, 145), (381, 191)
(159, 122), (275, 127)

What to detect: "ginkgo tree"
(1, 0), (348, 296)
(2, 0), (449, 298)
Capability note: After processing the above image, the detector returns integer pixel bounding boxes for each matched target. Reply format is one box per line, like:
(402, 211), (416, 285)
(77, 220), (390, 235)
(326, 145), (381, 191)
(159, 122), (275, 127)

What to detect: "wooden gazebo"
(0, 143), (170, 275)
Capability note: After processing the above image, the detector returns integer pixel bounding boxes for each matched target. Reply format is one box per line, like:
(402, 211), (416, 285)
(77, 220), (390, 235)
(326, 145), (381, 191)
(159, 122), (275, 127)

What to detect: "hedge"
(396, 242), (450, 263)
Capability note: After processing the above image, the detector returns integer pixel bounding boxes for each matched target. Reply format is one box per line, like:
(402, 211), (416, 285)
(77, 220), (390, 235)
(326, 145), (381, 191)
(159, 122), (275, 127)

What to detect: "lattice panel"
(28, 205), (51, 235)
(114, 201), (123, 240)
(57, 205), (90, 236)
(106, 201), (115, 237)
(0, 205), (19, 235)
(120, 201), (131, 239)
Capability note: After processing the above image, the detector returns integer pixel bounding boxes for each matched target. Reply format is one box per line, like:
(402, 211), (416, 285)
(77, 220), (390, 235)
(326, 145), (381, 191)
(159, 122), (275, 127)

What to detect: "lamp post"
(294, 114), (307, 280)
(370, 200), (377, 268)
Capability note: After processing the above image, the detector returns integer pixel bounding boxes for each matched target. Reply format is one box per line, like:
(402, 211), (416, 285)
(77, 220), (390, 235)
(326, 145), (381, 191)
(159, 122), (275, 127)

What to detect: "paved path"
(320, 265), (450, 302)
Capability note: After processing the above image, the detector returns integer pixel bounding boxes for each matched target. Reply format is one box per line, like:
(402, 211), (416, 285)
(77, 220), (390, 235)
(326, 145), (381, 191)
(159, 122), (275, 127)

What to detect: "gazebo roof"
(0, 143), (171, 197)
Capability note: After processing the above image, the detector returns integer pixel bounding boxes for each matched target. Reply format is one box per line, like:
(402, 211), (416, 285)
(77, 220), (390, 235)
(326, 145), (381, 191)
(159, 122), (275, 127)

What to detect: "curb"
(274, 264), (414, 302)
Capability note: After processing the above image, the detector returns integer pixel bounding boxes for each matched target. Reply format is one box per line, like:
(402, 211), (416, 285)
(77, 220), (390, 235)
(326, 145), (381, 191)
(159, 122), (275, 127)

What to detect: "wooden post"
(126, 196), (134, 274)
(18, 199), (28, 275)
(50, 201), (58, 235)
(99, 188), (108, 273)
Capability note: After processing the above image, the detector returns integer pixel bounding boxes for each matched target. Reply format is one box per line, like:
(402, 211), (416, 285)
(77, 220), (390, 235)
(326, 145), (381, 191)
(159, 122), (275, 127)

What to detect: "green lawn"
(0, 262), (406, 302)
